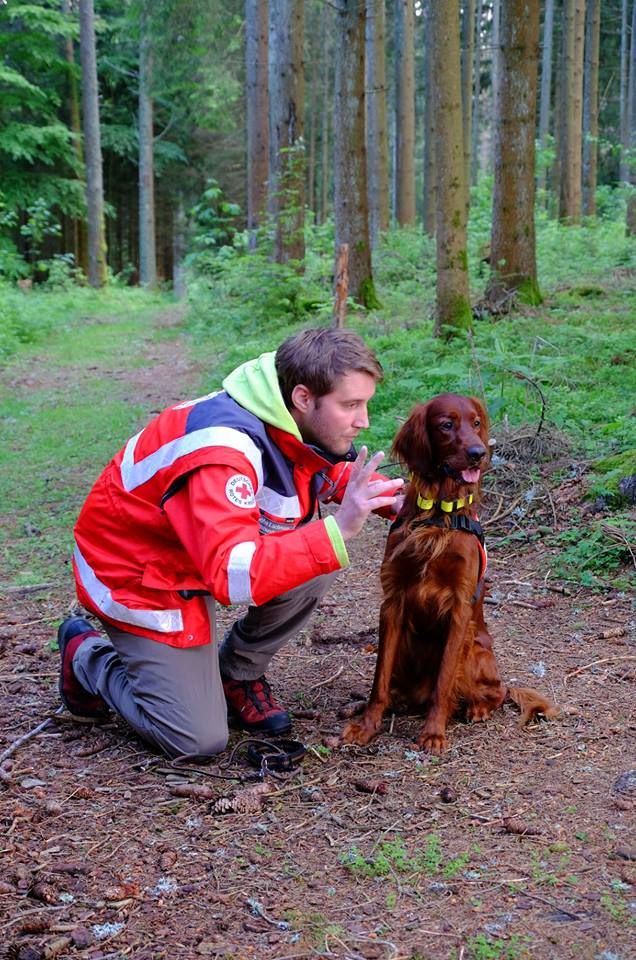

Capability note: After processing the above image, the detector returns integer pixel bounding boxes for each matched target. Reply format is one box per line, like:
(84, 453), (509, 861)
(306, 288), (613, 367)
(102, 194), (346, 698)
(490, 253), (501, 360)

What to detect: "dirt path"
(0, 310), (634, 960)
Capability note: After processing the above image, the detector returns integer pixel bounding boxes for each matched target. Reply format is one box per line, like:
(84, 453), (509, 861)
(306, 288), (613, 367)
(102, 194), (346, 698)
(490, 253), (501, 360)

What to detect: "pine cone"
(211, 781), (275, 815)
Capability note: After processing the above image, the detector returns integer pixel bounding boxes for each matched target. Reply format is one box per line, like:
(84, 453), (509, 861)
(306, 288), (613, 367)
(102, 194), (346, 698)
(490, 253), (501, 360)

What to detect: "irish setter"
(342, 393), (557, 754)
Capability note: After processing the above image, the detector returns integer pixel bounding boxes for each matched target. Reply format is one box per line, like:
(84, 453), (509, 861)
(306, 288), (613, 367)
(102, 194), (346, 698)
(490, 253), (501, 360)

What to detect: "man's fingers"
(348, 445), (369, 481)
(368, 477), (404, 496)
(350, 448), (385, 484)
(366, 495), (402, 510)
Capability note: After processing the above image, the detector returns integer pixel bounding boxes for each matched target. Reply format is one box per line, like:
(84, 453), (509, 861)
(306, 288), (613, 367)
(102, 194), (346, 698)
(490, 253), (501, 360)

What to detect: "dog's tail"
(506, 686), (559, 726)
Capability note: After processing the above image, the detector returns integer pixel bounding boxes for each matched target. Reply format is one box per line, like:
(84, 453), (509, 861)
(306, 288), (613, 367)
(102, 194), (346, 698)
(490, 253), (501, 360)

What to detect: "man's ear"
(290, 383), (313, 413)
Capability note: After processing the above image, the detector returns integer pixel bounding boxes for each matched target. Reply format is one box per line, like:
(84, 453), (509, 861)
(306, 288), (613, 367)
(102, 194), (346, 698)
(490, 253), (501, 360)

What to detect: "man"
(58, 327), (403, 758)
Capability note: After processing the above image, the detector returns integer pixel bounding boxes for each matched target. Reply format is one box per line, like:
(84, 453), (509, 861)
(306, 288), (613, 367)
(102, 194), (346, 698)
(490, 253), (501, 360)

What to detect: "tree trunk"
(394, 0), (416, 226)
(627, 0), (636, 234)
(470, 0), (483, 186)
(246, 0), (269, 249)
(422, 0), (436, 236)
(268, 0), (305, 266)
(62, 0), (88, 275)
(620, 0), (630, 182)
(430, 0), (471, 336)
(319, 11), (331, 225)
(366, 0), (390, 245)
(559, 0), (585, 224)
(307, 44), (317, 217)
(172, 196), (186, 299)
(486, 0), (541, 306)
(538, 0), (555, 195)
(582, 0), (600, 216)
(334, 0), (378, 307)
(490, 0), (501, 172)
(78, 0), (107, 287)
(138, 0), (157, 287)
(461, 0), (475, 194)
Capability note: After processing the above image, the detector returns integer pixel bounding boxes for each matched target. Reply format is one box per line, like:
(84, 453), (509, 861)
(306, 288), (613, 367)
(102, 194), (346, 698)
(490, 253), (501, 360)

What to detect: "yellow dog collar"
(416, 493), (474, 512)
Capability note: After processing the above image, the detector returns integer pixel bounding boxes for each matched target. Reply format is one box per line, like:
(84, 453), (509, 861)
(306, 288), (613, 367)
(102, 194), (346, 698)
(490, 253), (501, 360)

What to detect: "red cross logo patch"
(225, 474), (256, 509)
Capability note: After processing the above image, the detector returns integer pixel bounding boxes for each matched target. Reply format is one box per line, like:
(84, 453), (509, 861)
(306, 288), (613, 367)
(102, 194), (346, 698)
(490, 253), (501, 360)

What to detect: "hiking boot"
(58, 617), (109, 718)
(222, 676), (291, 736)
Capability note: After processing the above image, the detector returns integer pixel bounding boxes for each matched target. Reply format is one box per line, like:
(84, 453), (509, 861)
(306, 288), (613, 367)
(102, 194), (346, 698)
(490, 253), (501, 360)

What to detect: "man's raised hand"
(334, 447), (404, 541)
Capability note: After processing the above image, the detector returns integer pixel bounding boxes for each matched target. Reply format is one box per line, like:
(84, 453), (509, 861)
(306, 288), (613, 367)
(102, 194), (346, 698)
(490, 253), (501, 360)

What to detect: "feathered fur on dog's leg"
(506, 686), (559, 725)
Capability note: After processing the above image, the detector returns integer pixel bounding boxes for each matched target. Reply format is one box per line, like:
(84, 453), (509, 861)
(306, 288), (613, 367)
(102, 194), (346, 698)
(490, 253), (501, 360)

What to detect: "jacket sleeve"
(163, 462), (349, 607)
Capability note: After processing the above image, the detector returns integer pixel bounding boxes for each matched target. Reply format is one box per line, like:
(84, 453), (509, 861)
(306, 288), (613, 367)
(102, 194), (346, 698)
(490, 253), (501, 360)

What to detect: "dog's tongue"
(461, 469), (481, 484)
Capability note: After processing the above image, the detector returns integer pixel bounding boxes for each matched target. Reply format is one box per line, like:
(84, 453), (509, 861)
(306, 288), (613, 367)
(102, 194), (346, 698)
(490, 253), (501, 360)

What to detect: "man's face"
(291, 371), (377, 456)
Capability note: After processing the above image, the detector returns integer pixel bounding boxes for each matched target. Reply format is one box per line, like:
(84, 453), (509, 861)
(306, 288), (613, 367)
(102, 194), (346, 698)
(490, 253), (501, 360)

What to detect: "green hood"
(222, 351), (302, 440)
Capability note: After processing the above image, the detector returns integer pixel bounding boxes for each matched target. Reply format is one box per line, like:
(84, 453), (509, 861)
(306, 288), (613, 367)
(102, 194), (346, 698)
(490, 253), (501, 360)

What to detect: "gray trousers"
(72, 573), (335, 759)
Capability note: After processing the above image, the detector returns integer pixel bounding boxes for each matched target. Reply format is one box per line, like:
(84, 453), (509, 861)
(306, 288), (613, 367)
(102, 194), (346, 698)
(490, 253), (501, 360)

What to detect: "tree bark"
(246, 0), (269, 249)
(582, 0), (600, 216)
(486, 0), (541, 305)
(626, 0), (636, 234)
(490, 0), (501, 172)
(422, 0), (436, 236)
(430, 0), (471, 336)
(172, 196), (186, 299)
(307, 40), (317, 217)
(138, 0), (157, 288)
(268, 0), (305, 266)
(470, 0), (483, 186)
(366, 0), (390, 245)
(538, 0), (555, 195)
(394, 0), (416, 226)
(559, 0), (585, 223)
(319, 10), (331, 225)
(62, 0), (88, 275)
(461, 0), (475, 194)
(334, 0), (377, 307)
(620, 0), (630, 182)
(78, 0), (107, 287)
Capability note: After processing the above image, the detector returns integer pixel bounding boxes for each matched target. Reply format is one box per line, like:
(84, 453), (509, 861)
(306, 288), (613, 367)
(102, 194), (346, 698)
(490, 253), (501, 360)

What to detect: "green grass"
(0, 289), (183, 585)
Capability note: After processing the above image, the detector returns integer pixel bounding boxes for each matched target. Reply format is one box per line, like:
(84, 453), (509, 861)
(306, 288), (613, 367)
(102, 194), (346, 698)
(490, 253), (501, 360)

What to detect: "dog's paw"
(341, 714), (380, 746)
(417, 729), (448, 755)
(466, 702), (495, 722)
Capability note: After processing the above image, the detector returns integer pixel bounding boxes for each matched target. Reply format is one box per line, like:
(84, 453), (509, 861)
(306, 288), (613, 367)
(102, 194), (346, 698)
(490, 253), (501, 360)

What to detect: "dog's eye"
(441, 421), (453, 430)
(474, 418), (481, 427)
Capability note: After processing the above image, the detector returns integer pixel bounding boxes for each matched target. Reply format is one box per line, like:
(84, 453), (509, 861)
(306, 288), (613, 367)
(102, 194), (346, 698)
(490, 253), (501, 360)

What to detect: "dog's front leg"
(418, 602), (472, 754)
(341, 601), (400, 745)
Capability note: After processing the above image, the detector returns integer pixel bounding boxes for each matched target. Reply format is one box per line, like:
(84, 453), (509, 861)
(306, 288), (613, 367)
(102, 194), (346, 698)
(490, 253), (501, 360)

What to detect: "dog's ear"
(470, 396), (490, 442)
(391, 403), (432, 476)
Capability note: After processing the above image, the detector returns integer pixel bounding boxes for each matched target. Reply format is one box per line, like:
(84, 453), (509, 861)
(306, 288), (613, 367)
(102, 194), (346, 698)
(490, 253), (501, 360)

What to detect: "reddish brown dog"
(342, 394), (557, 754)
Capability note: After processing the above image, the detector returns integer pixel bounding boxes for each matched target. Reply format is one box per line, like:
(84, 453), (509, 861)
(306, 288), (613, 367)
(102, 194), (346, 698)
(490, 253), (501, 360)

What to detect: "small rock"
(20, 777), (46, 789)
(614, 845), (636, 862)
(613, 770), (636, 796)
(71, 928), (94, 948)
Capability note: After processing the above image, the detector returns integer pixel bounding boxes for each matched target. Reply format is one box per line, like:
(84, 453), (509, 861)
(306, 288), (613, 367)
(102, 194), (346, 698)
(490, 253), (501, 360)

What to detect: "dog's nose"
(467, 445), (486, 463)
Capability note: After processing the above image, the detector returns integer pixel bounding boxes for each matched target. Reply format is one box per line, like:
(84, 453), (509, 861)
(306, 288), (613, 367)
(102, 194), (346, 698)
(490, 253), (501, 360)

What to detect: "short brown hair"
(275, 327), (383, 408)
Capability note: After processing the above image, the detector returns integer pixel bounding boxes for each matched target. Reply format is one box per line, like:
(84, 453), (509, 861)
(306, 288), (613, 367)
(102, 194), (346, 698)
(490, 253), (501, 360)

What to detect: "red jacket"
(73, 354), (362, 648)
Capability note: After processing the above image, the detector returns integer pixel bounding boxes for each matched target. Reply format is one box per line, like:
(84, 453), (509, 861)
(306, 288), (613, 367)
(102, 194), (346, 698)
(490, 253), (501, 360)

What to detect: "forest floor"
(0, 307), (634, 960)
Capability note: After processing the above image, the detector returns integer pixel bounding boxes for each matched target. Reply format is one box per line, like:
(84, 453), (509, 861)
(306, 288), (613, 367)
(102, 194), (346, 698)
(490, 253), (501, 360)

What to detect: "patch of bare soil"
(0, 319), (634, 960)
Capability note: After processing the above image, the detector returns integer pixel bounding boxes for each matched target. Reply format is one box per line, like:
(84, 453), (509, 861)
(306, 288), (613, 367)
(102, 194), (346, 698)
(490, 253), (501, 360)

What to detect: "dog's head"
(392, 394), (490, 489)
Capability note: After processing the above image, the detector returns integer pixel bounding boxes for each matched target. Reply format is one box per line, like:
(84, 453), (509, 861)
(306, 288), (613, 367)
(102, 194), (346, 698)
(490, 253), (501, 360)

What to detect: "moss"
(516, 276), (543, 306)
(436, 293), (473, 339)
(588, 449), (636, 500)
(357, 276), (382, 310)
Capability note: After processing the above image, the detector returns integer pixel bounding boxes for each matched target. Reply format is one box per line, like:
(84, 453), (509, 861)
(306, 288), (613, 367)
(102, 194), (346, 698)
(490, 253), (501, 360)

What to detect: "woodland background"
(1, 0), (636, 331)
